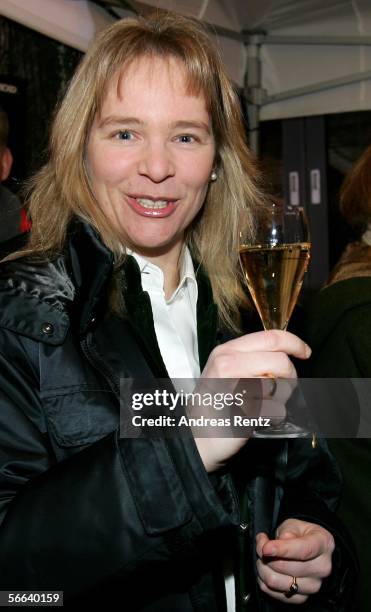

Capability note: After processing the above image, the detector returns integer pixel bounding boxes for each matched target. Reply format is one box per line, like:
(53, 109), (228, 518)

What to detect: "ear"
(0, 147), (13, 181)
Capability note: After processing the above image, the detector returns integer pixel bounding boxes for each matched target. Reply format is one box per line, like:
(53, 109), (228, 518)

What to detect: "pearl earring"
(210, 170), (217, 181)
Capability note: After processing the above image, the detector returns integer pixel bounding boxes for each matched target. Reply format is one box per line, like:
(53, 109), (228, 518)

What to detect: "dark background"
(0, 15), (82, 186)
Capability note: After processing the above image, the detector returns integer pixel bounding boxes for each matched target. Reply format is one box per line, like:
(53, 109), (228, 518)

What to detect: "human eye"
(114, 130), (135, 141)
(175, 134), (198, 144)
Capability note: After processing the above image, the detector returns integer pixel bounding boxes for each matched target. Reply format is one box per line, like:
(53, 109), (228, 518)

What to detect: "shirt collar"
(128, 246), (197, 302)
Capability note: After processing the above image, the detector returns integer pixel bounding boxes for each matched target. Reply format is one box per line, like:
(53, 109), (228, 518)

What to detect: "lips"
(126, 195), (178, 218)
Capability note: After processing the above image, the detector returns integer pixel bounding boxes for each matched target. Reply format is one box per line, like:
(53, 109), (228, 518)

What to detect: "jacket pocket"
(42, 386), (119, 448)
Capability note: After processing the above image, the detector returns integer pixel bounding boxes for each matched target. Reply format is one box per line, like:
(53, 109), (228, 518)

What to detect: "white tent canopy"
(2, 0), (371, 124)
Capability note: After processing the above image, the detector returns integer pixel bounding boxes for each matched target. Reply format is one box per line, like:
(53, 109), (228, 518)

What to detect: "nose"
(138, 140), (175, 183)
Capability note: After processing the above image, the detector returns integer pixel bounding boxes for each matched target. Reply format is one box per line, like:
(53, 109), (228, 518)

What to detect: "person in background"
(0, 106), (30, 243)
(0, 12), (356, 611)
(304, 144), (371, 612)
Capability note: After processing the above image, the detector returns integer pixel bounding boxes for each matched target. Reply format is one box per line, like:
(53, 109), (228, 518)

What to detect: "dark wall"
(260, 111), (371, 272)
(0, 16), (82, 183)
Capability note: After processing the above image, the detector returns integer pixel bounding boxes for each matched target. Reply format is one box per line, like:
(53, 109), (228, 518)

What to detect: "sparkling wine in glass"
(239, 202), (311, 438)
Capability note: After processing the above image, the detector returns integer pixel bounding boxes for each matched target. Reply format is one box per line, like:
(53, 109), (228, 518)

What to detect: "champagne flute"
(239, 201), (311, 438)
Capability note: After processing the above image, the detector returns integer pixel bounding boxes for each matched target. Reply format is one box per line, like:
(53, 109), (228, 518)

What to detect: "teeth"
(137, 198), (169, 209)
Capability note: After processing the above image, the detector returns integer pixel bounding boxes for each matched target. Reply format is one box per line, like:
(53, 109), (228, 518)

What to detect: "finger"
(226, 330), (311, 360)
(260, 378), (291, 399)
(262, 533), (326, 561)
(276, 521), (335, 556)
(237, 351), (297, 379)
(261, 377), (276, 398)
(260, 555), (333, 580)
(258, 580), (308, 604)
(277, 529), (298, 539)
(257, 564), (319, 601)
(204, 350), (297, 379)
(256, 532), (270, 558)
(257, 559), (323, 594)
(271, 378), (297, 403)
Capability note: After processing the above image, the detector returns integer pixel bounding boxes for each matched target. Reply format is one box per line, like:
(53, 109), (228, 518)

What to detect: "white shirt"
(130, 247), (235, 611)
(130, 247), (200, 382)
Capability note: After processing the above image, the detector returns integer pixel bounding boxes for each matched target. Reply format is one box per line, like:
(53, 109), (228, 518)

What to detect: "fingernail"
(305, 344), (312, 358)
(265, 547), (277, 556)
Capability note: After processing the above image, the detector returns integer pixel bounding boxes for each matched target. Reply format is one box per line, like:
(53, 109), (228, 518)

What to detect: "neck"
(133, 240), (184, 299)
(158, 257), (181, 300)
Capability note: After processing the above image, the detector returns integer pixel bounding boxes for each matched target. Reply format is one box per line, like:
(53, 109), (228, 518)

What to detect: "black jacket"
(0, 221), (356, 611)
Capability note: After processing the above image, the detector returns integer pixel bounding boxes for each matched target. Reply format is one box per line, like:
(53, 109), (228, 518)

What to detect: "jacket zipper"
(80, 334), (120, 399)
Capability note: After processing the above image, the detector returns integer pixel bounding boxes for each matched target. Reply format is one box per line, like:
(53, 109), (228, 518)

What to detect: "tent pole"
(247, 104), (259, 155)
(244, 35), (266, 155)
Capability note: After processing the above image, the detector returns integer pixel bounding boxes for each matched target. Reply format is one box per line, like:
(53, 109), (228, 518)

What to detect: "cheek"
(87, 146), (131, 187)
(186, 156), (214, 196)
(183, 181), (210, 224)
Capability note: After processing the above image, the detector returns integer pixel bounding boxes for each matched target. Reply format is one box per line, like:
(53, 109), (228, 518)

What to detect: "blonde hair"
(15, 12), (264, 329)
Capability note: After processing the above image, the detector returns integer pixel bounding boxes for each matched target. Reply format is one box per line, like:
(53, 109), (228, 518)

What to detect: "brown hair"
(340, 143), (371, 233)
(12, 11), (265, 329)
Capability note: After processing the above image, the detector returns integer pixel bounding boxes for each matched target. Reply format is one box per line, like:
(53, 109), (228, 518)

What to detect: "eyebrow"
(98, 116), (144, 129)
(97, 116), (211, 134)
(169, 120), (211, 134)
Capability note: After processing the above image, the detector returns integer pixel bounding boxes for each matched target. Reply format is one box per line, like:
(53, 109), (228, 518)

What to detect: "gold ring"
(285, 576), (298, 597)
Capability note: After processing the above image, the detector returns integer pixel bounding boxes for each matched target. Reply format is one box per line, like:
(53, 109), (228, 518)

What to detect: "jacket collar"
(0, 219), (219, 363)
(68, 220), (114, 336)
(327, 241), (371, 286)
(0, 219), (115, 345)
(68, 220), (220, 370)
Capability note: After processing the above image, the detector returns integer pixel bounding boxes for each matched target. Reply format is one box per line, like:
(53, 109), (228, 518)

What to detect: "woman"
(0, 12), (355, 611)
(305, 144), (371, 612)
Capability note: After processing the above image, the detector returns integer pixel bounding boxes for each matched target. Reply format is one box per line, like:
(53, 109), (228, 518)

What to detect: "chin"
(132, 243), (171, 254)
(125, 231), (181, 253)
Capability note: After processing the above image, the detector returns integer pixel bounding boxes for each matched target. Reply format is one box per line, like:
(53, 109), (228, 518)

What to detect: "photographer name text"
(131, 415), (271, 427)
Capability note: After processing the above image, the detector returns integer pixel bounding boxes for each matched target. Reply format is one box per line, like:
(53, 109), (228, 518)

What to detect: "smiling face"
(86, 55), (215, 265)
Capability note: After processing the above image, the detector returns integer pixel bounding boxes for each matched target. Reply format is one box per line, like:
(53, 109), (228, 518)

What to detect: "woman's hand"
(256, 519), (335, 604)
(195, 330), (311, 472)
(201, 330), (310, 379)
